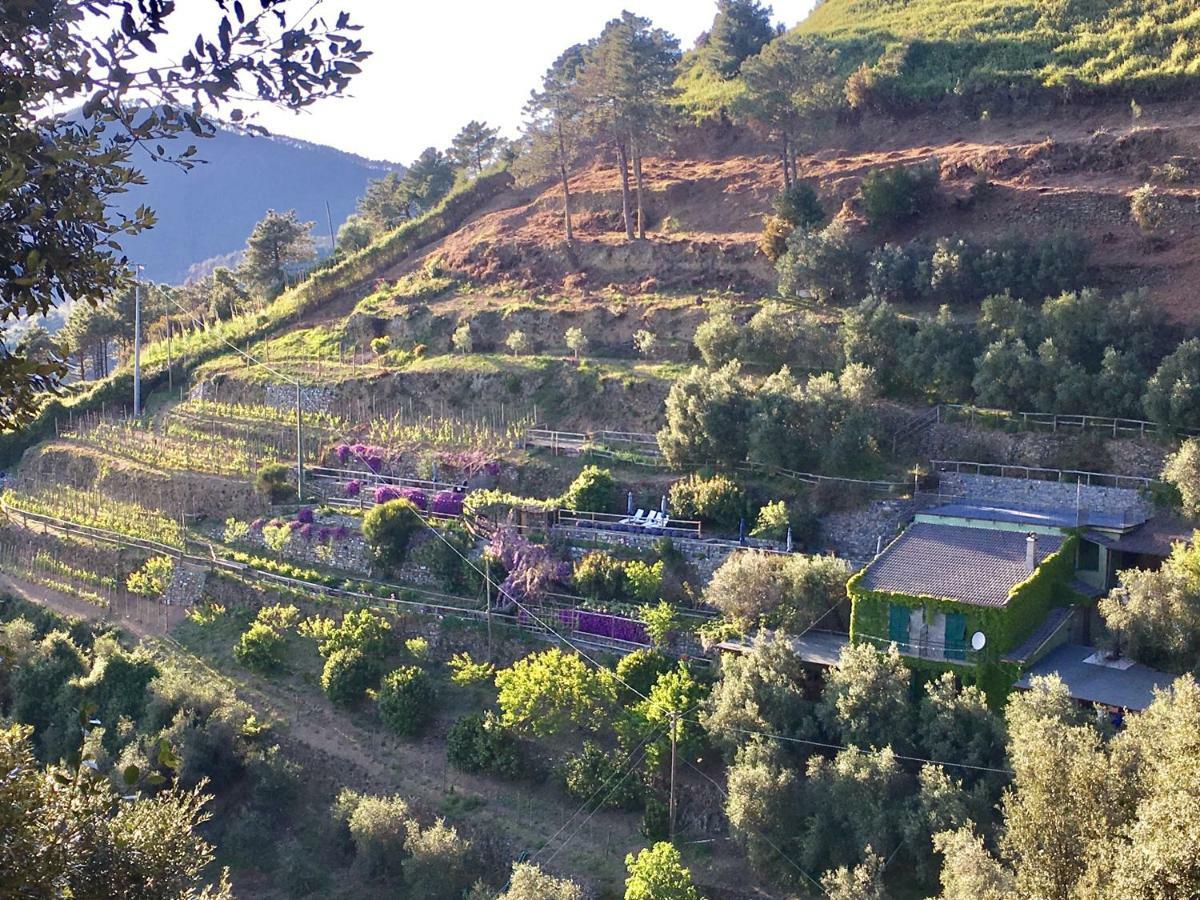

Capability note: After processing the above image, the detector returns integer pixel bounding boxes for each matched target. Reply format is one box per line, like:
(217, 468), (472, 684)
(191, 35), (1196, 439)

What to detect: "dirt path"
(0, 572), (187, 638)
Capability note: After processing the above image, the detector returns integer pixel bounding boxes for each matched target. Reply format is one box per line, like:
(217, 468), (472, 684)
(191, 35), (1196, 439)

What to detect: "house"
(845, 495), (1189, 707)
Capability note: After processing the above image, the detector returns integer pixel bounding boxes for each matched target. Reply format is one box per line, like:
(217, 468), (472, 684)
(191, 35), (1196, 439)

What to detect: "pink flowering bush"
(345, 479), (362, 497)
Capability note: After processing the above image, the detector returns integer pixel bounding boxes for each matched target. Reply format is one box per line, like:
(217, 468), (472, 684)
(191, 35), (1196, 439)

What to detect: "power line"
(680, 757), (829, 898)
(686, 718), (1014, 777)
(534, 721), (669, 867)
(331, 437), (668, 710)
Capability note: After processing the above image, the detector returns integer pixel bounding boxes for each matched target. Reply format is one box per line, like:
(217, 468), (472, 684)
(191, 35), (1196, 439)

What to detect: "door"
(888, 604), (908, 647)
(944, 612), (967, 661)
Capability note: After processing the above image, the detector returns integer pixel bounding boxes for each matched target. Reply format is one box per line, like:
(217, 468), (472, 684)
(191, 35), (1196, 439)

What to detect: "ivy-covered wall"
(847, 533), (1084, 705)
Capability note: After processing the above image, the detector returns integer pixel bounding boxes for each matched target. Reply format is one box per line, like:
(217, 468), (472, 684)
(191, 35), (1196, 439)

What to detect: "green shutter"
(945, 612), (967, 661)
(888, 605), (908, 645)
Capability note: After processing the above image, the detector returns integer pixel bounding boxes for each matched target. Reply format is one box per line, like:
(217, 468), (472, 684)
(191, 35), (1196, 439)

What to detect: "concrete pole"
(133, 272), (142, 417)
(295, 383), (304, 502)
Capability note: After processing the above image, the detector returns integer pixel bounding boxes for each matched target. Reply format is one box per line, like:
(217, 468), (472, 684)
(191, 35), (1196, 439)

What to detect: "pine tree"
(521, 44), (588, 242)
(705, 0), (777, 77)
(400, 147), (456, 213)
(577, 13), (680, 240)
(239, 209), (316, 298)
(449, 120), (501, 175)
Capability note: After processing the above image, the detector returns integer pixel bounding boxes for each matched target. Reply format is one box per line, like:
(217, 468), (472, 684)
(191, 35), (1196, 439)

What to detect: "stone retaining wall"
(937, 473), (1150, 520)
(552, 525), (787, 580)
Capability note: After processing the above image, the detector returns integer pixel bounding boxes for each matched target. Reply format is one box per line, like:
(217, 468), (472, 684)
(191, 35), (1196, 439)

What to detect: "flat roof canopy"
(1013, 643), (1179, 711)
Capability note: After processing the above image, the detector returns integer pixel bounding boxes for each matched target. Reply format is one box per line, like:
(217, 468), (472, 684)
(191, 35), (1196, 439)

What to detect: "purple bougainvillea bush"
(373, 485), (427, 509)
(431, 491), (464, 516)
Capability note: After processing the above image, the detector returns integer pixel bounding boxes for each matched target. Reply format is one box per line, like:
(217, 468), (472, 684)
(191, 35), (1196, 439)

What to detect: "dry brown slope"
(383, 98), (1200, 321)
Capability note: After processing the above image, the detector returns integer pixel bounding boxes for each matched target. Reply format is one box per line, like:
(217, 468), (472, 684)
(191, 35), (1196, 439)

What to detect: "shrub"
(223, 518), (250, 544)
(564, 326), (588, 359)
(404, 818), (472, 900)
(639, 600), (679, 649)
(657, 363), (749, 468)
(558, 465), (614, 512)
(573, 551), (626, 603)
(126, 556), (173, 597)
(255, 462), (293, 503)
(234, 622), (287, 673)
(774, 182), (826, 230)
(446, 712), (522, 778)
(776, 221), (864, 304)
(334, 790), (411, 877)
(704, 551), (850, 631)
(624, 559), (664, 603)
(1162, 438), (1200, 517)
(560, 741), (644, 810)
(1144, 339), (1200, 430)
(633, 329), (658, 357)
(668, 473), (744, 529)
(758, 214), (794, 262)
(370, 336), (391, 356)
(301, 608), (393, 660)
(362, 499), (421, 572)
(449, 652), (495, 687)
(860, 161), (939, 228)
(321, 647), (378, 706)
(404, 636), (430, 660)
(377, 666), (436, 736)
(495, 648), (616, 736)
(505, 329), (530, 355)
(693, 305), (741, 368)
(750, 500), (789, 540)
(615, 649), (672, 700)
(1130, 183), (1167, 232)
(451, 322), (473, 353)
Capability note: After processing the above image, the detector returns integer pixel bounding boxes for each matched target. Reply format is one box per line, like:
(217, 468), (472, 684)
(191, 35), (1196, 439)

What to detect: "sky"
(135, 0), (819, 163)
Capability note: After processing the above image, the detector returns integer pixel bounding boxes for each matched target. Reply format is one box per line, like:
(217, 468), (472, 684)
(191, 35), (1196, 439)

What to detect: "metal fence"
(935, 403), (1198, 440)
(931, 459), (1156, 490)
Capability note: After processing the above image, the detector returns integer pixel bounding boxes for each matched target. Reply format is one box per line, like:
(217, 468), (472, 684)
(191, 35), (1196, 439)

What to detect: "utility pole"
(669, 710), (679, 841)
(166, 319), (173, 393)
(295, 383), (304, 502)
(485, 555), (493, 659)
(325, 200), (336, 256)
(132, 267), (142, 417)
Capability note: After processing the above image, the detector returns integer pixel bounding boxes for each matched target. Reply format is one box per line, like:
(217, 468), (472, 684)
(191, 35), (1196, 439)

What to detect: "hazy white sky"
(150, 0), (819, 163)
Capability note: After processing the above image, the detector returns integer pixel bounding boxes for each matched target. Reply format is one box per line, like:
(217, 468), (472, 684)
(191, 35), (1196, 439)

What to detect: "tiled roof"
(858, 522), (1064, 607)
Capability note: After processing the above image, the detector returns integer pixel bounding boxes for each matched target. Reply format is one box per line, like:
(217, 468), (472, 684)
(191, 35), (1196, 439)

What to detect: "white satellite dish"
(971, 631), (987, 651)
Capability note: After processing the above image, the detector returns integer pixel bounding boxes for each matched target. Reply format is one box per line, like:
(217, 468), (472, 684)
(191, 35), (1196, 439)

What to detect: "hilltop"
(795, 0), (1200, 108)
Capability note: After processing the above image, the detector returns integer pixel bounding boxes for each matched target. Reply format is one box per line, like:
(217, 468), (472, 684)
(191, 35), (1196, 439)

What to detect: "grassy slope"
(795, 0), (1200, 97)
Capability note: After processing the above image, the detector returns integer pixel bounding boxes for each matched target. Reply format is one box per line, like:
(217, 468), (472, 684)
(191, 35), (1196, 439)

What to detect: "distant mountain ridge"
(112, 122), (400, 284)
